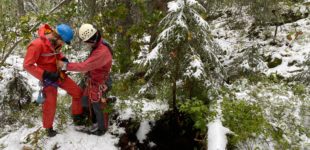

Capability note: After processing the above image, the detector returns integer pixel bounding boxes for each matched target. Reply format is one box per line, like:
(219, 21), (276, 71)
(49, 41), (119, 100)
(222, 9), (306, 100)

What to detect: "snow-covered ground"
(231, 78), (310, 149)
(212, 10), (310, 78)
(0, 125), (119, 150)
(211, 7), (310, 149)
(210, 7), (310, 78)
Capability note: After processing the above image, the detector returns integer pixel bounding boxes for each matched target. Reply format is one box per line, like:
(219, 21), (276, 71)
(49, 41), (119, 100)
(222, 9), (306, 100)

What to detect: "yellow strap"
(45, 29), (52, 34)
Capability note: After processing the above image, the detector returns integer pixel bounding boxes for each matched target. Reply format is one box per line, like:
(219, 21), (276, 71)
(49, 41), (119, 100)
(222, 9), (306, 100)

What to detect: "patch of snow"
(118, 106), (134, 121)
(207, 119), (232, 150)
(148, 141), (156, 147)
(136, 121), (151, 143)
(0, 126), (39, 150)
(116, 99), (169, 121)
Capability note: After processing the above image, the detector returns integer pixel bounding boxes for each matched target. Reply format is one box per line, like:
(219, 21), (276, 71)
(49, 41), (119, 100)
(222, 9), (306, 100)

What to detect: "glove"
(42, 71), (59, 82)
(61, 57), (69, 63)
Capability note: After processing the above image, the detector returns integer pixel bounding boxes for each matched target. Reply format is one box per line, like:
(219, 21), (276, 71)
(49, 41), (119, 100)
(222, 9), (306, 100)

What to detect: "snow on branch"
(190, 9), (209, 31)
(168, 0), (183, 12)
(143, 43), (162, 66)
(184, 54), (205, 79)
(157, 25), (177, 42)
(168, 0), (205, 13)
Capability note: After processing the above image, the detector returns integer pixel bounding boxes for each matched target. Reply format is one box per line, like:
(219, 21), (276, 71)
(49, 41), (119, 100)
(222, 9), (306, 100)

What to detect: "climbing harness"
(36, 79), (60, 104)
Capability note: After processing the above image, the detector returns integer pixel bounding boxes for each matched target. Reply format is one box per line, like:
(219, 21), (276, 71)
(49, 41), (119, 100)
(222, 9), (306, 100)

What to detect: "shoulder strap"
(102, 40), (113, 56)
(40, 52), (59, 57)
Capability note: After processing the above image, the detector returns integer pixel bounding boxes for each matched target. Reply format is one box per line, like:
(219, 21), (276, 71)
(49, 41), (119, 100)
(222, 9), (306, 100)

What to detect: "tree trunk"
(0, 1), (2, 12)
(89, 0), (96, 20)
(116, 0), (133, 73)
(273, 25), (278, 43)
(172, 77), (177, 113)
(17, 0), (26, 17)
(148, 0), (168, 46)
(82, 0), (96, 21)
(189, 79), (193, 100)
(172, 49), (180, 113)
(151, 0), (168, 11)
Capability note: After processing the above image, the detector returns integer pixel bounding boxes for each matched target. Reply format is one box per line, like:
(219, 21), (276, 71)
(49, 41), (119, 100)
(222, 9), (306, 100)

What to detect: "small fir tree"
(138, 0), (225, 111)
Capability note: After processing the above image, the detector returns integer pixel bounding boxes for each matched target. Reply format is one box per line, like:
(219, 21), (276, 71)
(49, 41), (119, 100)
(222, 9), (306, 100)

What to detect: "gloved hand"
(61, 57), (69, 63)
(57, 60), (68, 71)
(59, 57), (69, 71)
(42, 71), (59, 82)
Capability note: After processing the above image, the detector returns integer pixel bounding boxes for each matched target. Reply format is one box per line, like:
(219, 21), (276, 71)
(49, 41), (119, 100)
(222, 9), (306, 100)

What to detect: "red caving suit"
(23, 24), (83, 128)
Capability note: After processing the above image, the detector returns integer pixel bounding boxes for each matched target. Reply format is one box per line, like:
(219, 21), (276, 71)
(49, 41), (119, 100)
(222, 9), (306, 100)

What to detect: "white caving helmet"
(79, 24), (97, 41)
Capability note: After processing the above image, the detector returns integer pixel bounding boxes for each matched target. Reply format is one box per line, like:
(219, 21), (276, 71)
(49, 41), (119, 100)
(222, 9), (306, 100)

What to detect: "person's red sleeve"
(67, 48), (111, 72)
(23, 42), (45, 80)
(59, 52), (66, 60)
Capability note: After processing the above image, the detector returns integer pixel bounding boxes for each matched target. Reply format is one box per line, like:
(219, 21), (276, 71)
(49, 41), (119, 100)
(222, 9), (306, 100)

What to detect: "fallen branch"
(0, 38), (23, 65)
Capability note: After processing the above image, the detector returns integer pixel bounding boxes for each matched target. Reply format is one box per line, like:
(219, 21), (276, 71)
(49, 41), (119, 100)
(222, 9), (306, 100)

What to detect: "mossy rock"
(288, 60), (298, 66)
(268, 73), (285, 83)
(5, 73), (32, 110)
(292, 84), (306, 96)
(267, 56), (282, 68)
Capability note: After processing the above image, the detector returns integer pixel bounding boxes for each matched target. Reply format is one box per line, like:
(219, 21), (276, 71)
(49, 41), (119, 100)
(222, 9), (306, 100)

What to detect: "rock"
(3, 70), (32, 110)
(288, 60), (298, 66)
(267, 56), (282, 68)
(22, 145), (33, 150)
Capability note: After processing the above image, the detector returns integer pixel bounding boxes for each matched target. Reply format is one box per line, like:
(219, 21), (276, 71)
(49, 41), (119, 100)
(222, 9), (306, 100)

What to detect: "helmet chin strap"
(49, 37), (62, 52)
(50, 38), (58, 47)
(86, 32), (100, 44)
(86, 40), (96, 44)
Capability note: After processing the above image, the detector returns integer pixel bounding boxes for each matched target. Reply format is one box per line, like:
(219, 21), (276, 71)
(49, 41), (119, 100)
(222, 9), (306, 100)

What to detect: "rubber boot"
(46, 128), (57, 137)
